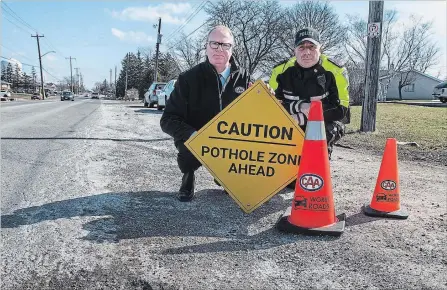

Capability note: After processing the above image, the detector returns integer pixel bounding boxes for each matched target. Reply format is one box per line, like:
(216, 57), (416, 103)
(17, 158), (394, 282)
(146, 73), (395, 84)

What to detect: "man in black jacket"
(275, 27), (347, 159)
(160, 25), (252, 202)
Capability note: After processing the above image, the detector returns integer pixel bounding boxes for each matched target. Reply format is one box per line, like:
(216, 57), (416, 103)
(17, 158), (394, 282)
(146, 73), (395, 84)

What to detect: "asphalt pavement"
(1, 98), (446, 290)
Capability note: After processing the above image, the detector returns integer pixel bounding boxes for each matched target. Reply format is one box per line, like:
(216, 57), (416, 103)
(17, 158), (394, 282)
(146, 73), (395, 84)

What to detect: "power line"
(2, 2), (65, 57)
(163, 2), (201, 41)
(166, 22), (208, 51)
(1, 1), (36, 32)
(2, 15), (34, 35)
(1, 56), (36, 68)
(43, 38), (63, 56)
(164, 0), (206, 42)
(42, 67), (61, 82)
(0, 44), (39, 66)
(164, 0), (209, 44)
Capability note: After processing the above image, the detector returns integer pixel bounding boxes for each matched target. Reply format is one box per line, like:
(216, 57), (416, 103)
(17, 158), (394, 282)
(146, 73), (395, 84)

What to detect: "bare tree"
(343, 11), (440, 101)
(345, 63), (367, 105)
(170, 33), (206, 71)
(204, 0), (285, 76)
(280, 1), (346, 60)
(381, 10), (398, 70)
(344, 9), (398, 67)
(390, 16), (440, 99)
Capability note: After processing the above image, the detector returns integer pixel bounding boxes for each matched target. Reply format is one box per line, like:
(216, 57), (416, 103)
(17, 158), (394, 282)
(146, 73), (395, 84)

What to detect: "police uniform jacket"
(274, 59), (348, 126)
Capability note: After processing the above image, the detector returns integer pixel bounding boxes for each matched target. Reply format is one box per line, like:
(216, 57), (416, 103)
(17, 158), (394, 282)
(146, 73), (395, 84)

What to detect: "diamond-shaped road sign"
(185, 80), (305, 213)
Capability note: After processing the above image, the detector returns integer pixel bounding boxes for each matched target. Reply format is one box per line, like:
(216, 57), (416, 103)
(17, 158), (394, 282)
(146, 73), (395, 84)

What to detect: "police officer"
(273, 27), (348, 161)
(160, 25), (252, 202)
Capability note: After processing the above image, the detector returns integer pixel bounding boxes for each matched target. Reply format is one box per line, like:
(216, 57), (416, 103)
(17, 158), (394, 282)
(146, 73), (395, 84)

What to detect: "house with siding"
(378, 70), (443, 101)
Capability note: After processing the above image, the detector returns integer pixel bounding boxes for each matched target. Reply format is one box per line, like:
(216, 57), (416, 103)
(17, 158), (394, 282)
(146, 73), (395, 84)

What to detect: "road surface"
(1, 98), (446, 289)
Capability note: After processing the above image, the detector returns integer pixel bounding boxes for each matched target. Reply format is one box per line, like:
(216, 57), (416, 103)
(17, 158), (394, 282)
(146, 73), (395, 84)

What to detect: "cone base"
(363, 204), (409, 219)
(276, 207), (346, 237)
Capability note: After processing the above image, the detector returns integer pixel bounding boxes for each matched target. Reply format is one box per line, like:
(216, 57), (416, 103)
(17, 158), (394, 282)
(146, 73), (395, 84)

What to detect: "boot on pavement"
(178, 172), (195, 202)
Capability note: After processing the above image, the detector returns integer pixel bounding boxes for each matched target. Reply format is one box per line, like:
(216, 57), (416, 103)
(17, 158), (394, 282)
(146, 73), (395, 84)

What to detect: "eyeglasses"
(297, 45), (317, 52)
(208, 41), (232, 50)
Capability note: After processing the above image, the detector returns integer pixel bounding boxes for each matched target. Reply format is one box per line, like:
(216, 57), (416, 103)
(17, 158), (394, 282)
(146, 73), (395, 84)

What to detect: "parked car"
(1, 89), (12, 101)
(91, 92), (99, 99)
(31, 92), (42, 100)
(61, 91), (74, 101)
(144, 82), (166, 108)
(433, 82), (447, 103)
(157, 79), (177, 110)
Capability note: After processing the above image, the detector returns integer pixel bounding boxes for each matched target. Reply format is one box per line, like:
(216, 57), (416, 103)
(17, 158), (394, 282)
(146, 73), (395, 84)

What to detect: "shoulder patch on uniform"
(327, 58), (344, 68)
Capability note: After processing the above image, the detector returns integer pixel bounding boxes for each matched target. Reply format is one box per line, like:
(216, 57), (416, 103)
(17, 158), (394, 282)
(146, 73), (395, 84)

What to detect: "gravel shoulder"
(2, 101), (446, 290)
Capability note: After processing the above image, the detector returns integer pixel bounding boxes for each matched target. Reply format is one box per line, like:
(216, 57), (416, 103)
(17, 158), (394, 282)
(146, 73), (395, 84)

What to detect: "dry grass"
(340, 103), (447, 165)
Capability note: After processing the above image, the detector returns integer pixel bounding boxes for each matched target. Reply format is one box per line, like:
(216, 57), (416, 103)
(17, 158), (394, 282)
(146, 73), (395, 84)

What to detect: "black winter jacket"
(275, 60), (347, 125)
(160, 58), (251, 146)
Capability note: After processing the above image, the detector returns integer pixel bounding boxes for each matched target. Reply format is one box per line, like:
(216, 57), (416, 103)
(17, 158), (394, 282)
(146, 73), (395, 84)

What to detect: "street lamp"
(41, 51), (56, 58)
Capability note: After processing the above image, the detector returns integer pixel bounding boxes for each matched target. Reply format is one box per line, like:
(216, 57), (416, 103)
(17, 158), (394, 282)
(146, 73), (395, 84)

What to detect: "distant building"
(45, 82), (57, 90)
(1, 81), (12, 90)
(378, 70), (443, 101)
(1, 58), (23, 73)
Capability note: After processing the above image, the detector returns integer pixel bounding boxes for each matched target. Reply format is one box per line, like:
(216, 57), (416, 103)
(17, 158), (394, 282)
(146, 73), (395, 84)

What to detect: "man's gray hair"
(207, 25), (235, 44)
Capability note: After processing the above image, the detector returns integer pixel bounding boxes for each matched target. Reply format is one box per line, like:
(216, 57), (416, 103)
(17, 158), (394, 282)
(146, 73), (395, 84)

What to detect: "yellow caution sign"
(185, 80), (305, 213)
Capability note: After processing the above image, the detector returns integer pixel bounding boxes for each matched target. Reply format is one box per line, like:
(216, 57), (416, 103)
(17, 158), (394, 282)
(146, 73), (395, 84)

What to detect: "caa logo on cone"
(300, 174), (324, 191)
(381, 180), (396, 191)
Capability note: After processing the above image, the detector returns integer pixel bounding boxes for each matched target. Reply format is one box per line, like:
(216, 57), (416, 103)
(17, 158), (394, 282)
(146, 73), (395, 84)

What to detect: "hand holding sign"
(299, 102), (311, 117)
(266, 83), (275, 95)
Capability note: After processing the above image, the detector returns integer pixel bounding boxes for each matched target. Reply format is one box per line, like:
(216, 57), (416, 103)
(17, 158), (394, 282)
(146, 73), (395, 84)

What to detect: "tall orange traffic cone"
(276, 100), (345, 236)
(363, 138), (409, 219)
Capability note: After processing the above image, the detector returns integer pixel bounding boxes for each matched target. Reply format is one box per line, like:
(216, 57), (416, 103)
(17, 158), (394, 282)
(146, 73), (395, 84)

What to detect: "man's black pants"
(177, 143), (201, 174)
(325, 121), (346, 157)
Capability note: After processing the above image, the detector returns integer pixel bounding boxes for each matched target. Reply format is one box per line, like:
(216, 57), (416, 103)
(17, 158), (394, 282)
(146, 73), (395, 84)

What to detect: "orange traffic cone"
(276, 100), (345, 236)
(363, 138), (409, 219)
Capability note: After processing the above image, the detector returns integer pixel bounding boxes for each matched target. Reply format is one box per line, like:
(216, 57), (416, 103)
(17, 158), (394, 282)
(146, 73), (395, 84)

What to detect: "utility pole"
(114, 65), (117, 96)
(109, 69), (112, 92)
(32, 66), (36, 93)
(74, 67), (80, 94)
(361, 1), (384, 133)
(65, 57), (76, 93)
(154, 17), (162, 82)
(125, 53), (129, 97)
(31, 34), (45, 99)
(80, 73), (83, 93)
